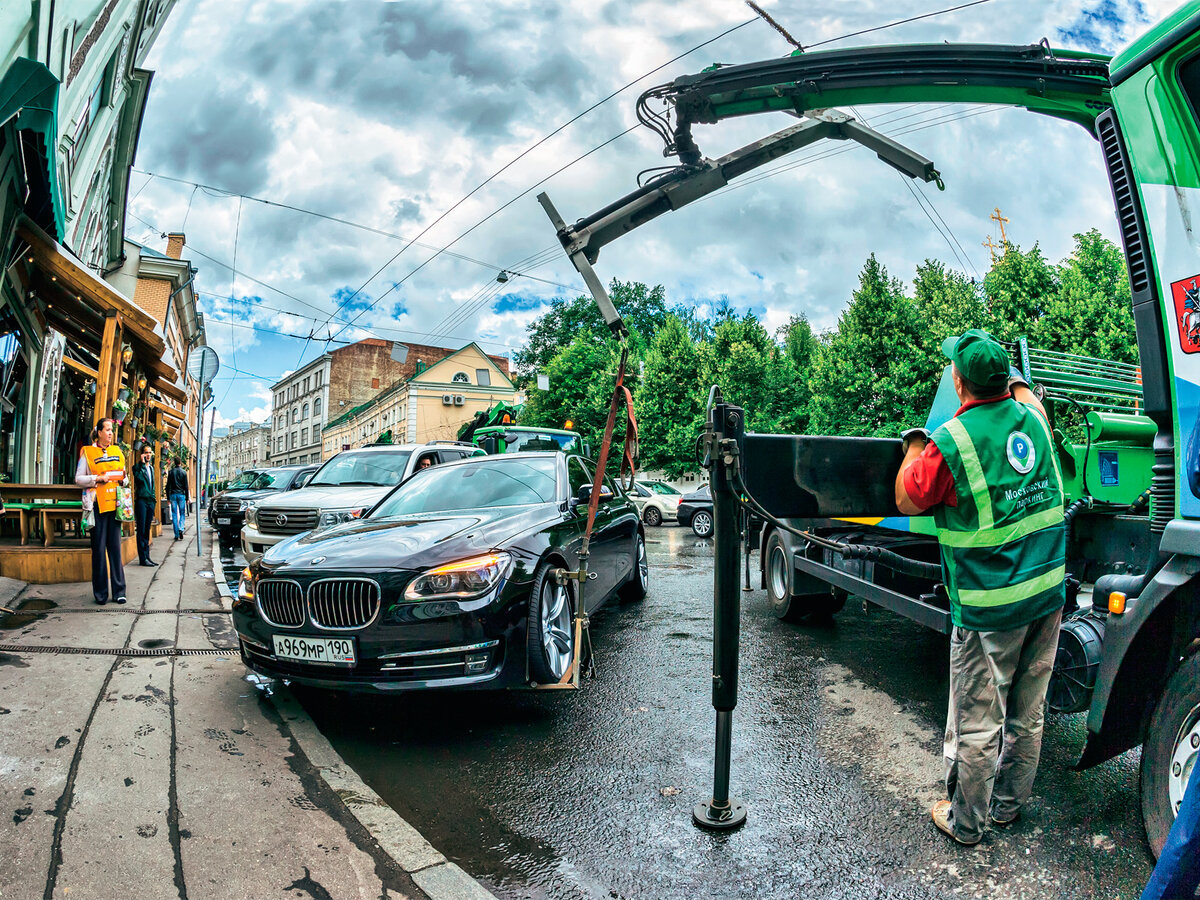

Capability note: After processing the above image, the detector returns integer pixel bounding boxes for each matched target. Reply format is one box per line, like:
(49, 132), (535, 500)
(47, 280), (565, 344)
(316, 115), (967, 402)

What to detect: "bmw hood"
(260, 504), (560, 572)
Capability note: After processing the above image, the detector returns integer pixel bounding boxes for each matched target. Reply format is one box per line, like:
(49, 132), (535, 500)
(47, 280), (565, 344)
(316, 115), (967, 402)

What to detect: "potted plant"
(111, 398), (130, 424)
(117, 387), (132, 403)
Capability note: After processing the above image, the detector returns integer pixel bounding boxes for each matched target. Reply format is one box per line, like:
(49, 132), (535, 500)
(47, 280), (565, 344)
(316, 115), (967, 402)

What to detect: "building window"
(314, 398), (321, 417)
(304, 377), (310, 393)
(303, 402), (309, 419)
(301, 427), (308, 445)
(372, 377), (380, 389)
(292, 408), (299, 424)
(313, 423), (321, 438)
(291, 431), (297, 448)
(452, 372), (469, 384)
(475, 368), (491, 386)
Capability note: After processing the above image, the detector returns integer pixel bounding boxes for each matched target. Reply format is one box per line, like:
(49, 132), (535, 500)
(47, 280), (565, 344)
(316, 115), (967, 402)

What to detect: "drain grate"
(0, 644), (235, 657)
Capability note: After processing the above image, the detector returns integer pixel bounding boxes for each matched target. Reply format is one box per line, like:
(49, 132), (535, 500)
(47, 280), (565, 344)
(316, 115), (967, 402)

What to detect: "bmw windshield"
(372, 457), (558, 516)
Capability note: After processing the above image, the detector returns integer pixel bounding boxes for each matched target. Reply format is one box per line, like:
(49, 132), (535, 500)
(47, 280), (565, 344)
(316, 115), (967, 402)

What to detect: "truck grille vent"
(1097, 110), (1151, 295)
(257, 580), (304, 627)
(308, 579), (380, 630)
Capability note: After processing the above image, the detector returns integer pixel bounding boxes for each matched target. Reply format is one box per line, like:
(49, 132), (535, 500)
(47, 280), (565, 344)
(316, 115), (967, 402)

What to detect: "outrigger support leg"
(694, 386), (748, 832)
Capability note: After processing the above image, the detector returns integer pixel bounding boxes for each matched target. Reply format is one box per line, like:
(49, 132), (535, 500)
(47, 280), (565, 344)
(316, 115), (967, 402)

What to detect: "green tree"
(636, 315), (706, 478)
(700, 313), (802, 434)
(1036, 229), (1137, 363)
(518, 336), (634, 455)
(982, 242), (1057, 342)
(512, 280), (669, 380)
(808, 254), (930, 436)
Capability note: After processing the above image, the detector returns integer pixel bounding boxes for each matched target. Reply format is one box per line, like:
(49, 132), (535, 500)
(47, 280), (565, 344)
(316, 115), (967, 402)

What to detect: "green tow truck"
(457, 401), (586, 455)
(538, 3), (1200, 850)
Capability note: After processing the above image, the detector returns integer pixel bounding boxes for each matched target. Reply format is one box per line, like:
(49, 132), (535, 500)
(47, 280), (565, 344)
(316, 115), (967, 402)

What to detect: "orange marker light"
(1108, 592), (1127, 615)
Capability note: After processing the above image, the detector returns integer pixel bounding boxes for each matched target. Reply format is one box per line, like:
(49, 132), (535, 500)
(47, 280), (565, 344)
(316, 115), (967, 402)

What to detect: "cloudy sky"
(127, 0), (1175, 428)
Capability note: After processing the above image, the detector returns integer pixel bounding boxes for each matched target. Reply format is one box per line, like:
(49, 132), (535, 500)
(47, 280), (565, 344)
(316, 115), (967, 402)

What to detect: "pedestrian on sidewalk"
(75, 418), (129, 605)
(894, 330), (1066, 846)
(134, 444), (158, 567)
(168, 457), (188, 540)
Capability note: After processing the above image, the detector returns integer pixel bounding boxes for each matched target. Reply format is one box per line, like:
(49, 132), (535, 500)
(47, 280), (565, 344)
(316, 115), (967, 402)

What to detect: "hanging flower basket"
(117, 387), (133, 403)
(112, 398), (130, 424)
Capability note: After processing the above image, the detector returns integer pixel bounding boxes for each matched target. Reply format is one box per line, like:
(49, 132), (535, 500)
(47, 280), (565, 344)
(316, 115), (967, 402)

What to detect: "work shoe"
(932, 800), (980, 846)
(990, 809), (1020, 827)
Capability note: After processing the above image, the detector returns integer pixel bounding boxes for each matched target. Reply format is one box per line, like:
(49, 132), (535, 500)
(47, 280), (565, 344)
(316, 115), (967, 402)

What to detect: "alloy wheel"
(540, 577), (573, 680)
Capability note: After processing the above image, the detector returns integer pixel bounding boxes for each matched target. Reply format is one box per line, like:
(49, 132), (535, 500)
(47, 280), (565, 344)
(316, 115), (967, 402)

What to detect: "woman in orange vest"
(75, 417), (128, 605)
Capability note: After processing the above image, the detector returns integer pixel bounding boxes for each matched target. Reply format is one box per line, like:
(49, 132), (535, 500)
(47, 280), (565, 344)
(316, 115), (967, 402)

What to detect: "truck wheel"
(764, 531), (845, 623)
(643, 506), (662, 527)
(1140, 651), (1200, 857)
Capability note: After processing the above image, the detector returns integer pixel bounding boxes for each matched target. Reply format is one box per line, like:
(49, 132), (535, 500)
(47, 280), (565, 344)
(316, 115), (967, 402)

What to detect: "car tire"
(643, 506), (662, 527)
(526, 562), (575, 685)
(619, 532), (648, 603)
(764, 530), (845, 623)
(1140, 651), (1200, 857)
(691, 510), (714, 538)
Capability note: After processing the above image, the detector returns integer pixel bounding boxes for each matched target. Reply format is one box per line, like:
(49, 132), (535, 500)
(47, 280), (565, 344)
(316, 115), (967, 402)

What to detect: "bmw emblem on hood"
(310, 556), (326, 566)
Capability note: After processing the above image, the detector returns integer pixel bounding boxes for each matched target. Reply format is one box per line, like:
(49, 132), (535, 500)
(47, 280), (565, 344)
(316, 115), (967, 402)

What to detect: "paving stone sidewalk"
(0, 523), (487, 900)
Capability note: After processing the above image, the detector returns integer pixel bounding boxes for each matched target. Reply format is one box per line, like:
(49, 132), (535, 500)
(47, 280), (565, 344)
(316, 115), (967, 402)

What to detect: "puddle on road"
(0, 598), (57, 629)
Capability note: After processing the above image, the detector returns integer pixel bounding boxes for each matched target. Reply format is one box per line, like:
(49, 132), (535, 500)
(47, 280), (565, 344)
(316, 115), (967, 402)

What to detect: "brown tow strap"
(548, 346), (639, 687)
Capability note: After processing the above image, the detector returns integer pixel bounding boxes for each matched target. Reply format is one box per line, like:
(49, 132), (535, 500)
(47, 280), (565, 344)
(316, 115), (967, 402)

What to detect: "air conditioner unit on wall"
(453, 395), (465, 405)
(442, 394), (453, 405)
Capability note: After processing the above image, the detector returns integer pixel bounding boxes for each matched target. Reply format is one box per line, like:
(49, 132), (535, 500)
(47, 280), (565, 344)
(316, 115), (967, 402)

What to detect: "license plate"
(272, 634), (356, 666)
(217, 517), (231, 525)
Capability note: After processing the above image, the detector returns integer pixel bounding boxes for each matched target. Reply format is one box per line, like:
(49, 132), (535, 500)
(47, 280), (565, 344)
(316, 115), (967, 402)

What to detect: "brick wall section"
(133, 277), (172, 325)
(165, 233), (185, 259)
(326, 339), (510, 413)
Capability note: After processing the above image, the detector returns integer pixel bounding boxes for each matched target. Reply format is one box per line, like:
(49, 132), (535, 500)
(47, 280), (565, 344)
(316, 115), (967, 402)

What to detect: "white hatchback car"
(628, 480), (683, 526)
(240, 442), (482, 563)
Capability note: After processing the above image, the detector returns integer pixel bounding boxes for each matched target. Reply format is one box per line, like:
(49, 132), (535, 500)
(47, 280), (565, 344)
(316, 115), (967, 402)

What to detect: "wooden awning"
(17, 216), (186, 402)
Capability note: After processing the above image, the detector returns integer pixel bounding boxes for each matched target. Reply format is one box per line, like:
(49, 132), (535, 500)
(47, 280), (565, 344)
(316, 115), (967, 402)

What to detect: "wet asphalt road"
(221, 528), (1155, 899)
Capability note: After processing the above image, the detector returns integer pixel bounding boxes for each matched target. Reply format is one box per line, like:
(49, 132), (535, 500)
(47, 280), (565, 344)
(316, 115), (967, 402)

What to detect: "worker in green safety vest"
(895, 329), (1066, 846)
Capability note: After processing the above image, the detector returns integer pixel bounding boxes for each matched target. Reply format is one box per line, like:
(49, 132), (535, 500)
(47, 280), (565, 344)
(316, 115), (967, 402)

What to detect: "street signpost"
(187, 347), (219, 557)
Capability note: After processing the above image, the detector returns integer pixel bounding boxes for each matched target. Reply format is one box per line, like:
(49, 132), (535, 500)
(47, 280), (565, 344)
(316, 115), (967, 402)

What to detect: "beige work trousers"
(943, 608), (1062, 842)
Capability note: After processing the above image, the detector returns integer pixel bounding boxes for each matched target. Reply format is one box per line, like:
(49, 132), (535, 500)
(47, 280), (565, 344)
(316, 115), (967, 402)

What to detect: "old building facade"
(271, 338), (510, 466)
(212, 421), (270, 482)
(321, 343), (517, 457)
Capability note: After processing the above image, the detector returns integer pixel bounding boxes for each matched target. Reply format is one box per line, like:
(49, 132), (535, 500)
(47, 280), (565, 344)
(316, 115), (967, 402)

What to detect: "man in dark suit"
(133, 444), (158, 566)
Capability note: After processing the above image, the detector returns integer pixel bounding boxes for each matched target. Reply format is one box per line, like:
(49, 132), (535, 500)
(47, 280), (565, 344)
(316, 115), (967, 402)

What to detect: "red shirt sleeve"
(902, 440), (957, 511)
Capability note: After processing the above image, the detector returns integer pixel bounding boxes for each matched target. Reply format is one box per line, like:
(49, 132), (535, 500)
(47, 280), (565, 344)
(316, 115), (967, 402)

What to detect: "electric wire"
(803, 0), (994, 50)
(322, 124), (640, 348)
(302, 17), (760, 362)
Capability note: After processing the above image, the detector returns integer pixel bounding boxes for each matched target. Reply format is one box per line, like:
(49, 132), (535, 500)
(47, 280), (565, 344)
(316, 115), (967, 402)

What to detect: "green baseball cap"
(941, 329), (1010, 390)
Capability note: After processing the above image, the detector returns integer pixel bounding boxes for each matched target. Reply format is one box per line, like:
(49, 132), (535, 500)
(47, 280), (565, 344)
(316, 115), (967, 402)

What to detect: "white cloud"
(130, 0), (1164, 424)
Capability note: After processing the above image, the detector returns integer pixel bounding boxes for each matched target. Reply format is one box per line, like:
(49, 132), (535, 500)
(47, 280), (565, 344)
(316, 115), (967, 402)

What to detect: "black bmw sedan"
(233, 452), (647, 692)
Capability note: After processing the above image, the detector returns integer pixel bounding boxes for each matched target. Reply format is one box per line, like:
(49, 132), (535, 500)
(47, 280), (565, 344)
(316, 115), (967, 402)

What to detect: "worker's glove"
(1007, 366), (1031, 394)
(900, 427), (931, 453)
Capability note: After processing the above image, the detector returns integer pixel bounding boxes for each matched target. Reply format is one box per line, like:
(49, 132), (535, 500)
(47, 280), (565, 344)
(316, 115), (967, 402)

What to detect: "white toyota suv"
(239, 442), (482, 564)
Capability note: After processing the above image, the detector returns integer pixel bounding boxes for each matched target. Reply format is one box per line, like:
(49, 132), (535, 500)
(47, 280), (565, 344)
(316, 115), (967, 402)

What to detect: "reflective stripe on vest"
(931, 401), (1065, 630)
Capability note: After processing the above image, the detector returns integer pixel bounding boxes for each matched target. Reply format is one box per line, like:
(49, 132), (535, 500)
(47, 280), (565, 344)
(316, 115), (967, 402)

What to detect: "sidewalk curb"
(269, 689), (499, 900)
(210, 536), (234, 606)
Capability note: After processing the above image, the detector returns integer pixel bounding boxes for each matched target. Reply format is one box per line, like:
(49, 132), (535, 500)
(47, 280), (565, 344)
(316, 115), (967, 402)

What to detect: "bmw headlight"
(245, 504), (258, 529)
(317, 508), (366, 530)
(403, 553), (512, 601)
(237, 566), (255, 601)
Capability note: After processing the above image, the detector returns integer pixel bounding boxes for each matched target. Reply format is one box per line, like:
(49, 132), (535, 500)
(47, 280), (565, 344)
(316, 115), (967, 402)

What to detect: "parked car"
(628, 480), (682, 526)
(207, 469), (264, 527)
(676, 484), (713, 537)
(239, 442), (482, 564)
(233, 452), (646, 692)
(210, 465), (319, 539)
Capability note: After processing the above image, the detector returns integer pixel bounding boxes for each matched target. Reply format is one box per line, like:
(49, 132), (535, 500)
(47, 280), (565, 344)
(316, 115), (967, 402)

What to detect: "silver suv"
(239, 442), (482, 563)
